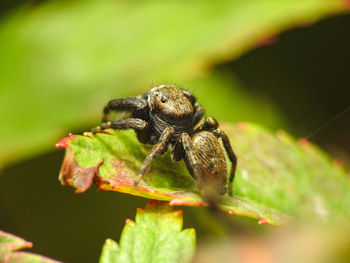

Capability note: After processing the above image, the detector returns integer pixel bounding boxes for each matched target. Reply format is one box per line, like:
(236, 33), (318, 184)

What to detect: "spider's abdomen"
(191, 131), (228, 195)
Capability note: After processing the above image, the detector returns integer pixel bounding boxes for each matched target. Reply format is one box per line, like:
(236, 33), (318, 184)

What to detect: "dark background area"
(224, 14), (350, 160)
(0, 2), (349, 263)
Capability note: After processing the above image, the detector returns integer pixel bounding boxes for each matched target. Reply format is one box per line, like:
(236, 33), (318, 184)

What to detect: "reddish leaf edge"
(125, 200), (191, 228)
(55, 133), (77, 148)
(56, 132), (290, 226)
(0, 230), (33, 251)
(57, 140), (206, 205)
(0, 230), (61, 263)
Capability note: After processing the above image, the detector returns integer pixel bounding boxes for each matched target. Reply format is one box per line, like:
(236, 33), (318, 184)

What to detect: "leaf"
(99, 239), (119, 263)
(1, 0), (348, 167)
(57, 122), (350, 225)
(98, 200), (196, 263)
(0, 230), (61, 263)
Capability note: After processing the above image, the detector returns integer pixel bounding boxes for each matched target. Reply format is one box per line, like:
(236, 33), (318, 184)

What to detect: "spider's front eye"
(161, 96), (168, 103)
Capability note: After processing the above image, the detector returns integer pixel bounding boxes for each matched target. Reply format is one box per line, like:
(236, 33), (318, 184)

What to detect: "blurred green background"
(0, 1), (349, 262)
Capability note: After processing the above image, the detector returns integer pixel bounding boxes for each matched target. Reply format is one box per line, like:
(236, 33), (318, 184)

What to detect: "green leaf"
(0, 230), (61, 263)
(57, 122), (350, 225)
(98, 200), (196, 263)
(99, 239), (119, 263)
(1, 0), (348, 167)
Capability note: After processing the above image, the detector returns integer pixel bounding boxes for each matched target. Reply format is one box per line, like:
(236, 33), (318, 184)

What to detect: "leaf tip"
(333, 158), (344, 168)
(174, 209), (183, 218)
(25, 241), (33, 249)
(187, 228), (196, 235)
(169, 197), (206, 207)
(258, 217), (273, 225)
(3, 241), (33, 251)
(298, 137), (310, 146)
(256, 34), (278, 47)
(55, 133), (77, 148)
(125, 218), (134, 224)
(228, 210), (236, 215)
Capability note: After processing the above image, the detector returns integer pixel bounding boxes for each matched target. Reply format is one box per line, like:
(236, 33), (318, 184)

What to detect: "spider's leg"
(92, 118), (148, 133)
(92, 118), (151, 143)
(193, 102), (205, 127)
(212, 129), (237, 196)
(181, 89), (197, 104)
(102, 97), (148, 122)
(181, 133), (201, 181)
(171, 141), (184, 162)
(195, 117), (219, 132)
(134, 127), (174, 185)
(180, 89), (205, 126)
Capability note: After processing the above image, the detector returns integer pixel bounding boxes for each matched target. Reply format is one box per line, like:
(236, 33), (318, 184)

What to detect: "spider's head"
(148, 85), (194, 123)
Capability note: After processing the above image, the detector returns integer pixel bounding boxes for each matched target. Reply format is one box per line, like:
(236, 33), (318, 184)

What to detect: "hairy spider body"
(93, 85), (236, 196)
(182, 131), (228, 195)
(147, 86), (195, 141)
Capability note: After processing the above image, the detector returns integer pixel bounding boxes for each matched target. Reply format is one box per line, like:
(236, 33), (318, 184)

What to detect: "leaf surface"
(57, 122), (350, 225)
(0, 230), (61, 263)
(99, 200), (195, 263)
(1, 0), (348, 166)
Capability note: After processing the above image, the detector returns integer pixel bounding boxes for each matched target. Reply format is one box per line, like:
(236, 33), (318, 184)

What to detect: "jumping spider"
(92, 85), (237, 196)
